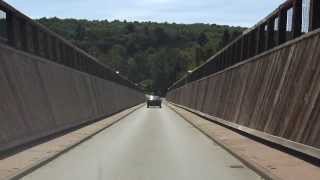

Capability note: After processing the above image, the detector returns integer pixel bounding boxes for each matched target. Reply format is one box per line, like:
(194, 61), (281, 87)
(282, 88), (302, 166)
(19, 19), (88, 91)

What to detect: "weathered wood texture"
(0, 43), (145, 152)
(167, 31), (320, 149)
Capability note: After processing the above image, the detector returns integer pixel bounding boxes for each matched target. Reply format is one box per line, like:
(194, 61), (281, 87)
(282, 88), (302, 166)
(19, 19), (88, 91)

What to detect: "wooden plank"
(309, 0), (320, 31)
(292, 0), (302, 38)
(250, 48), (290, 131)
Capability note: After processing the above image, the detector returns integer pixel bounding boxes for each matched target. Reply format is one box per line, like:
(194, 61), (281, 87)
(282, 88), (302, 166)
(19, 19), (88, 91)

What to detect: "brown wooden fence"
(167, 0), (320, 158)
(0, 0), (139, 90)
(0, 0), (145, 152)
(169, 0), (320, 90)
(167, 30), (320, 157)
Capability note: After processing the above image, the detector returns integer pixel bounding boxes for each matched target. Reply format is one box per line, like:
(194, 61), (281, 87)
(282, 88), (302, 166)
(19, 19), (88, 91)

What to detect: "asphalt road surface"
(22, 104), (261, 180)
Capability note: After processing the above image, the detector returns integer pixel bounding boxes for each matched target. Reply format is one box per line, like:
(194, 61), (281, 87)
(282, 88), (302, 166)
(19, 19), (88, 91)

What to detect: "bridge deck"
(1, 104), (319, 180)
(19, 105), (259, 180)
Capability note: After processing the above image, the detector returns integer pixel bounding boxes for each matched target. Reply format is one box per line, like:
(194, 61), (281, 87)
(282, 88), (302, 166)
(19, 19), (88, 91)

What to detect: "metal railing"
(0, 0), (141, 91)
(169, 0), (320, 91)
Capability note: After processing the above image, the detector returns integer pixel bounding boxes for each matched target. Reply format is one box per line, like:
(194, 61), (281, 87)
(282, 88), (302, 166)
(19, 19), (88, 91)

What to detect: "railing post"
(252, 30), (257, 57)
(259, 25), (266, 53)
(20, 19), (27, 51)
(309, 0), (320, 31)
(240, 37), (245, 60)
(278, 8), (287, 44)
(247, 32), (252, 57)
(55, 39), (61, 62)
(255, 26), (261, 54)
(32, 26), (39, 55)
(6, 12), (15, 46)
(267, 19), (275, 49)
(292, 0), (302, 38)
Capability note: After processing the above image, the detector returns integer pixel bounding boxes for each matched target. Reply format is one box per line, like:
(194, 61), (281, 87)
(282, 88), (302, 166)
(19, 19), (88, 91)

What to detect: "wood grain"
(167, 32), (320, 150)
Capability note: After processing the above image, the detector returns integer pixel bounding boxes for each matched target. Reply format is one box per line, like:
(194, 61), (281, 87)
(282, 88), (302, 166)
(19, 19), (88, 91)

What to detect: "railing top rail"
(0, 0), (142, 91)
(168, 0), (311, 91)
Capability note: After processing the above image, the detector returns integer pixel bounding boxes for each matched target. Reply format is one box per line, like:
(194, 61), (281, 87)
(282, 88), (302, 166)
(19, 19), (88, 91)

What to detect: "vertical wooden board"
(186, 83), (193, 107)
(223, 66), (250, 123)
(263, 44), (298, 135)
(171, 90), (176, 103)
(88, 77), (103, 117)
(176, 90), (180, 103)
(175, 88), (179, 104)
(202, 77), (215, 114)
(249, 48), (290, 130)
(286, 36), (320, 141)
(236, 59), (269, 126)
(217, 71), (233, 119)
(85, 76), (99, 117)
(179, 86), (184, 106)
(171, 90), (175, 102)
(179, 87), (185, 106)
(121, 85), (132, 109)
(195, 80), (204, 111)
(188, 83), (193, 108)
(194, 81), (201, 110)
(72, 73), (98, 122)
(189, 82), (197, 109)
(113, 82), (124, 110)
(209, 74), (225, 117)
(191, 82), (198, 109)
(302, 94), (320, 148)
(2, 50), (55, 134)
(0, 55), (28, 148)
(111, 82), (122, 111)
(199, 79), (210, 112)
(180, 88), (185, 105)
(99, 79), (117, 116)
(186, 84), (192, 106)
(266, 37), (317, 139)
(38, 62), (82, 127)
(180, 86), (186, 106)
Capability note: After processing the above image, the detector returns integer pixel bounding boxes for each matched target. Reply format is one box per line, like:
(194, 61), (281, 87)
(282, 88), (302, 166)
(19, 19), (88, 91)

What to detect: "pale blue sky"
(6, 0), (286, 27)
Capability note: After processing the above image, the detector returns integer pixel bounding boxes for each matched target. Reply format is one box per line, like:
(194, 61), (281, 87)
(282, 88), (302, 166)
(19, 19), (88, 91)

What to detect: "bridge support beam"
(292, 0), (302, 38)
(278, 8), (287, 45)
(267, 19), (275, 49)
(309, 0), (320, 31)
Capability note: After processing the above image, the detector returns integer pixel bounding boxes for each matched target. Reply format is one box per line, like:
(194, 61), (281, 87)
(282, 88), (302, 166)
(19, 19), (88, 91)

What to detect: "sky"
(5, 0), (286, 27)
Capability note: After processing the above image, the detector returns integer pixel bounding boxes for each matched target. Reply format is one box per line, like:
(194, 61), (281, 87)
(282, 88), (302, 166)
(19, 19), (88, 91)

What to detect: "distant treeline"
(38, 18), (245, 95)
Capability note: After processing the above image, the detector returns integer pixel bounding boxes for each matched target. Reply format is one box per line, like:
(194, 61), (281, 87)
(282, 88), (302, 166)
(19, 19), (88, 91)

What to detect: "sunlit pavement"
(22, 105), (260, 180)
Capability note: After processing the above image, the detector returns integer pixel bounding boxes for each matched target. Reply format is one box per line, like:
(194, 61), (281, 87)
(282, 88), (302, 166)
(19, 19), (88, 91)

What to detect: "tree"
(219, 29), (231, 49)
(231, 30), (242, 41)
(107, 45), (128, 75)
(37, 18), (245, 93)
(153, 27), (168, 45)
(126, 23), (136, 33)
(197, 32), (208, 46)
(75, 24), (86, 41)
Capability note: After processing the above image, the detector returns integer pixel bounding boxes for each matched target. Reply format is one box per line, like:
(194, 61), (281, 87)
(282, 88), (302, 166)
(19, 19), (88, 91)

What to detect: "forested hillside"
(38, 18), (245, 95)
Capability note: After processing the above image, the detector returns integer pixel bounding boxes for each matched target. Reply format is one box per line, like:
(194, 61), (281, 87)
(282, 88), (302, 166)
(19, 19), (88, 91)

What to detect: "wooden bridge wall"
(0, 43), (145, 152)
(167, 30), (320, 150)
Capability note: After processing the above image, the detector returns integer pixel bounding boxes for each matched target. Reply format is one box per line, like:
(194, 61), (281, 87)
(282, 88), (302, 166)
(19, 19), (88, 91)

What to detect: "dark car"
(147, 95), (162, 108)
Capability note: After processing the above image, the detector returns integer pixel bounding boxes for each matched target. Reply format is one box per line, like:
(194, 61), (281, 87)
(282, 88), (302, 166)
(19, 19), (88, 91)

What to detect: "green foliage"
(38, 18), (245, 95)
